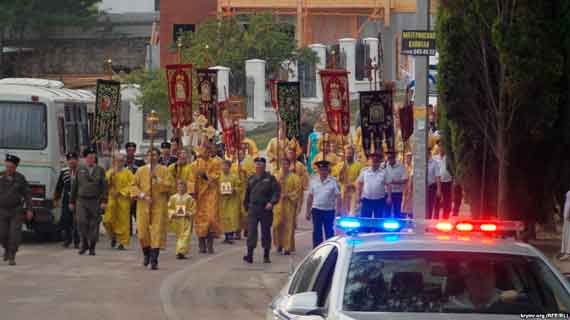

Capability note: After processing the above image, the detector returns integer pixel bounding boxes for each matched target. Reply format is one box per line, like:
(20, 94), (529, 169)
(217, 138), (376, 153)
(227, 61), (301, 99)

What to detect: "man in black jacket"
(0, 154), (33, 266)
(54, 152), (80, 248)
(243, 157), (281, 264)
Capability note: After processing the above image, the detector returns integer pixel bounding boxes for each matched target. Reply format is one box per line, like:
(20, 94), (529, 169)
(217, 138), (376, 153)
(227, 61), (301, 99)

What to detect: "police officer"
(70, 148), (108, 256)
(54, 152), (80, 248)
(243, 157), (280, 264)
(0, 154), (33, 266)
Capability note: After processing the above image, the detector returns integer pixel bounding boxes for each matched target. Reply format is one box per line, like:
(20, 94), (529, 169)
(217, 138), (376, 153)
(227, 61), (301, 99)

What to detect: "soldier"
(0, 155), (33, 266)
(54, 152), (80, 249)
(159, 142), (178, 166)
(243, 157), (281, 264)
(69, 148), (108, 256)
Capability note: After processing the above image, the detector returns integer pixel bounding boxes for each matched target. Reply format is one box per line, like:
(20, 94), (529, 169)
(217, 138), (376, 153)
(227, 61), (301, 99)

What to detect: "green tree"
(437, 0), (570, 229)
(0, 0), (101, 75)
(129, 13), (317, 119)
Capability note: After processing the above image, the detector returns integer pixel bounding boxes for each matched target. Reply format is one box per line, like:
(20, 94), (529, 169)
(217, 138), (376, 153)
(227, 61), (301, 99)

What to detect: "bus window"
(0, 102), (47, 150)
(57, 116), (66, 156)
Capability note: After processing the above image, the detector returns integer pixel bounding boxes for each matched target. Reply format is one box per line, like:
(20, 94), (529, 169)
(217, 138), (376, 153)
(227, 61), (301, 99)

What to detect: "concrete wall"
(100, 0), (156, 13)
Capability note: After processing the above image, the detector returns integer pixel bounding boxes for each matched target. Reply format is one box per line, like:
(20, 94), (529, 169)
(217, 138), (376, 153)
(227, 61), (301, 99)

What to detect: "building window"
(155, 0), (160, 11)
(173, 24), (195, 43)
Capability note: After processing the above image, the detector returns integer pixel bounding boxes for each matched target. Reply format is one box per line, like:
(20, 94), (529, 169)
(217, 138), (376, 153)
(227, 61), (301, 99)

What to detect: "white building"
(99, 0), (158, 13)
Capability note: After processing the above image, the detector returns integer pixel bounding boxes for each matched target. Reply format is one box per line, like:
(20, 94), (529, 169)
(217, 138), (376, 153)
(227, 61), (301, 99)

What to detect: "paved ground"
(0, 218), (314, 320)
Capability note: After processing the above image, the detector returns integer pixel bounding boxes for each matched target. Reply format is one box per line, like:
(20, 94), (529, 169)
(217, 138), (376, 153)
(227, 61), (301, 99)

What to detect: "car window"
(312, 247), (338, 307)
(342, 251), (570, 314)
(289, 245), (333, 295)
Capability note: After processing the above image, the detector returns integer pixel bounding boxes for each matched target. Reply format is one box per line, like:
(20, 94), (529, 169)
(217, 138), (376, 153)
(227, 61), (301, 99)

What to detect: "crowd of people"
(0, 119), (464, 267)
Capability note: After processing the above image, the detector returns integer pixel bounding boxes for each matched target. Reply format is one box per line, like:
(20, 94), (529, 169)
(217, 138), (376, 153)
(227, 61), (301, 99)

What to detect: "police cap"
(125, 142), (137, 149)
(83, 147), (97, 157)
(315, 160), (331, 168)
(66, 152), (79, 160)
(5, 154), (20, 166)
(161, 142), (171, 149)
(254, 157), (266, 164)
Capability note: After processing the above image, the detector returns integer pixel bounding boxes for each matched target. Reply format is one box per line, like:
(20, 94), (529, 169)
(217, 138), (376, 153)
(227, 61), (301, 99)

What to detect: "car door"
(269, 244), (339, 320)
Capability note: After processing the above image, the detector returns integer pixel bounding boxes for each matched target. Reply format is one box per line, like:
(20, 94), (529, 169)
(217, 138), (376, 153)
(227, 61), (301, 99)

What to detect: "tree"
(437, 0), (570, 227)
(0, 0), (101, 76)
(128, 13), (317, 119)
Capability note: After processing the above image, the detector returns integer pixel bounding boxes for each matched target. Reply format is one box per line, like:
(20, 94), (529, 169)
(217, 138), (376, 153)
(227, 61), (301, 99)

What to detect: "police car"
(268, 218), (570, 319)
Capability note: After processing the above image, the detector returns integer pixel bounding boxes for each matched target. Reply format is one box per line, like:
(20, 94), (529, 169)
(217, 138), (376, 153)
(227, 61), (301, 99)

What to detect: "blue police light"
(382, 220), (401, 231)
(338, 218), (361, 229)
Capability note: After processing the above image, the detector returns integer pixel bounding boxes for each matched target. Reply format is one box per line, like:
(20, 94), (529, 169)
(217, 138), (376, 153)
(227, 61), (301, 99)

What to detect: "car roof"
(333, 233), (541, 257)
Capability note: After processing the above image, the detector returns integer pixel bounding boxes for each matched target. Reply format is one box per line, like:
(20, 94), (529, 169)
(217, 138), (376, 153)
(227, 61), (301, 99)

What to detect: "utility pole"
(412, 0), (430, 219)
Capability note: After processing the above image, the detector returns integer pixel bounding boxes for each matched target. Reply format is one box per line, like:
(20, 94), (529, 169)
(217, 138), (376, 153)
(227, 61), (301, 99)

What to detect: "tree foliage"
(128, 13), (317, 120)
(437, 0), (570, 227)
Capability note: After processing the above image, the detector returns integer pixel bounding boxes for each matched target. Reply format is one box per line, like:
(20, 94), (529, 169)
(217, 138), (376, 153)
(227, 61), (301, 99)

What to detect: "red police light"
(480, 223), (497, 232)
(456, 223), (474, 232)
(435, 222), (453, 232)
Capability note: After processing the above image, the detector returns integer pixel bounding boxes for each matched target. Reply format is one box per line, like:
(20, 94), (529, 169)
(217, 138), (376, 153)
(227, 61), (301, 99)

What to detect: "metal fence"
(298, 60), (316, 98)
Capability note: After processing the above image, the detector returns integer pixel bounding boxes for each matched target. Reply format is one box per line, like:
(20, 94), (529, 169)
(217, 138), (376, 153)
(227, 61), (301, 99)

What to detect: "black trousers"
(246, 206), (273, 250)
(427, 184), (438, 219)
(435, 182), (453, 219)
(0, 208), (24, 255)
(59, 195), (79, 245)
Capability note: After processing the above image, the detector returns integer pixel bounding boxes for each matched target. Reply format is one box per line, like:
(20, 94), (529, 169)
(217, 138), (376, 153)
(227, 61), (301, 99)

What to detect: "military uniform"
(243, 159), (280, 263)
(0, 155), (32, 265)
(70, 162), (108, 255)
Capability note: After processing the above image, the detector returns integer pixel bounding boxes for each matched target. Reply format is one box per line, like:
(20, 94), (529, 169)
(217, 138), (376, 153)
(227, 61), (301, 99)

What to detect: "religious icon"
(220, 182), (233, 195)
(369, 103), (384, 125)
(200, 81), (211, 103)
(101, 95), (111, 112)
(329, 82), (342, 109)
(175, 73), (187, 102)
(176, 205), (187, 217)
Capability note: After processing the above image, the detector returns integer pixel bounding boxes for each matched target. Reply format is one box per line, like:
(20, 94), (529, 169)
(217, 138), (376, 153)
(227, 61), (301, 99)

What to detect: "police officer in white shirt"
(357, 152), (392, 218)
(427, 151), (442, 219)
(385, 151), (409, 218)
(434, 145), (453, 219)
(305, 160), (342, 248)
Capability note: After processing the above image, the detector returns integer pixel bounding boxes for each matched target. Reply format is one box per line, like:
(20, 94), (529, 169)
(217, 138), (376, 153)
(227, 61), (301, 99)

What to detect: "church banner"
(359, 90), (394, 156)
(320, 69), (350, 135)
(196, 68), (218, 129)
(399, 86), (414, 142)
(93, 79), (121, 144)
(166, 64), (193, 128)
(270, 79), (279, 111)
(218, 100), (238, 156)
(277, 81), (301, 141)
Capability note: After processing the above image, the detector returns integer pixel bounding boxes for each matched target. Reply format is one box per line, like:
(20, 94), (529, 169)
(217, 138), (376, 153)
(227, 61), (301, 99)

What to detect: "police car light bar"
(335, 217), (414, 234)
(432, 220), (523, 234)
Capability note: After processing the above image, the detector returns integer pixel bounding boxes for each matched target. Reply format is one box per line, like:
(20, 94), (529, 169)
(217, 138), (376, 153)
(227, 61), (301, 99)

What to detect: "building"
(99, 0), (159, 14)
(159, 0), (218, 66)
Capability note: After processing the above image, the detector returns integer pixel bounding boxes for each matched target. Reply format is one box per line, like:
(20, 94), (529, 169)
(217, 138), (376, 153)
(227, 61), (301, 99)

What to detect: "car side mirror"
(285, 292), (319, 316)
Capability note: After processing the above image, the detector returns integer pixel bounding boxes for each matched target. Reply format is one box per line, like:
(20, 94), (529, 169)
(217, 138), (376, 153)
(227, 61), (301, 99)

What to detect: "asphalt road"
(0, 218), (314, 320)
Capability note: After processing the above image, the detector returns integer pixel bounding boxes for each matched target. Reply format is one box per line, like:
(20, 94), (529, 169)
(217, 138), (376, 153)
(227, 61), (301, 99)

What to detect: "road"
(0, 217), (314, 320)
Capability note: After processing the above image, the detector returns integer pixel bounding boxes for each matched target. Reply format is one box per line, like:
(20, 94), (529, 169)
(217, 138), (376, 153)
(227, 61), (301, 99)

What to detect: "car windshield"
(343, 251), (570, 314)
(0, 102), (47, 150)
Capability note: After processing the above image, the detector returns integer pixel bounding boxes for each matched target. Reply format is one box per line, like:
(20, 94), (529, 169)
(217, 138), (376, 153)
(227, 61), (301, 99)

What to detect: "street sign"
(401, 30), (436, 56)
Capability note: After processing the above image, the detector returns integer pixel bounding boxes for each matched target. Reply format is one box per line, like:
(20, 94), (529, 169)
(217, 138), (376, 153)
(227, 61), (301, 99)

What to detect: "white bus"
(0, 78), (95, 237)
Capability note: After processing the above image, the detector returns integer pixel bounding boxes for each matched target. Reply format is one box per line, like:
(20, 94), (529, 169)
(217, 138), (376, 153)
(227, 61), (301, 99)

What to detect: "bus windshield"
(0, 102), (47, 150)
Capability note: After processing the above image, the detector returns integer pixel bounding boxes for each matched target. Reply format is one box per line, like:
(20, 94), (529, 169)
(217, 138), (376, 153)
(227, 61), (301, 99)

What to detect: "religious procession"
(0, 57), (458, 269)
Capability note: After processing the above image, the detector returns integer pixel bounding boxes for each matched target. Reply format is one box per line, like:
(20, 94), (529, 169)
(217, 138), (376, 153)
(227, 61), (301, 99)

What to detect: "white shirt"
(309, 176), (341, 211)
(434, 154), (452, 183)
(357, 167), (391, 200)
(386, 162), (409, 194)
(427, 159), (441, 186)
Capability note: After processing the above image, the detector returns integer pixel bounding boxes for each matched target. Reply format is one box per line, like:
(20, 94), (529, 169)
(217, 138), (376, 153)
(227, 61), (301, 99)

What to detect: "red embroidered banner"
(218, 99), (237, 155)
(320, 69), (350, 135)
(166, 64), (193, 128)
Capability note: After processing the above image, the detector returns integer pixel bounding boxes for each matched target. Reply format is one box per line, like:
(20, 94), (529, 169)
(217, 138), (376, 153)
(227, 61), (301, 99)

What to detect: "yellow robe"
(131, 164), (173, 249)
(354, 127), (369, 166)
(265, 137), (302, 174)
(168, 193), (196, 255)
(167, 163), (193, 193)
(219, 172), (242, 233)
(188, 157), (222, 238)
(103, 168), (134, 247)
(272, 172), (302, 252)
(242, 138), (259, 157)
(311, 152), (340, 173)
(333, 161), (364, 216)
(231, 157), (255, 231)
(289, 161), (309, 251)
